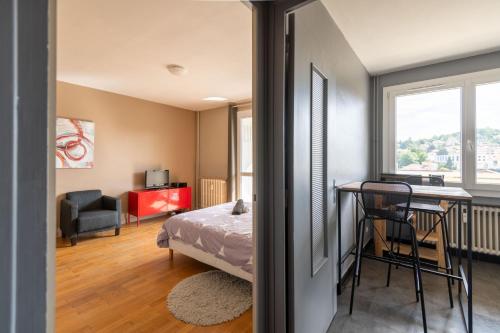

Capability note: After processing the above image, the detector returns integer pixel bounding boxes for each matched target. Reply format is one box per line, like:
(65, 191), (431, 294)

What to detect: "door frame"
(251, 1), (316, 332)
(0, 0), (56, 332)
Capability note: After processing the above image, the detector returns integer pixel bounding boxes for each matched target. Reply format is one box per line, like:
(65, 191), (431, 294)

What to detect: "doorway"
(54, 1), (254, 332)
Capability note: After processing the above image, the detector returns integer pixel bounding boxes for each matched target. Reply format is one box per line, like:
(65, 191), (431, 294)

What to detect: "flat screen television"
(145, 169), (169, 189)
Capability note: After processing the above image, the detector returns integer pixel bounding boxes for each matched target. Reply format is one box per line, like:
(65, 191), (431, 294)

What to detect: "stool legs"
(410, 225), (427, 333)
(386, 221), (397, 287)
(440, 214), (454, 308)
(350, 219), (428, 333)
(395, 222), (403, 270)
(442, 212), (455, 286)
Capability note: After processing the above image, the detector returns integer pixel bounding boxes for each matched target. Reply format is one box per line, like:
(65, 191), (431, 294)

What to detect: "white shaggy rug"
(167, 270), (252, 326)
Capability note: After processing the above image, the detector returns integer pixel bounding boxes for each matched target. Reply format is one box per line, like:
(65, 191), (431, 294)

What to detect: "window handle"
(466, 140), (474, 152)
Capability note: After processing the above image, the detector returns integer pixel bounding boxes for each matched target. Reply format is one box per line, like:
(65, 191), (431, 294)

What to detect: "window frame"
(236, 109), (253, 201)
(383, 68), (500, 195)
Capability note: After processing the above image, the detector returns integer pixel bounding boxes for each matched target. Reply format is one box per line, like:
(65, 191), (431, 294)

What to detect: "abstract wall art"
(56, 118), (95, 168)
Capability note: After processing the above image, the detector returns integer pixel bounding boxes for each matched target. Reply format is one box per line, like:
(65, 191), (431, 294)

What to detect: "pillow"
(232, 199), (249, 215)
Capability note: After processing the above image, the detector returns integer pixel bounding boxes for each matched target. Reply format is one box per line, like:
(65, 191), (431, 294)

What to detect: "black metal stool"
(400, 175), (454, 308)
(349, 181), (427, 333)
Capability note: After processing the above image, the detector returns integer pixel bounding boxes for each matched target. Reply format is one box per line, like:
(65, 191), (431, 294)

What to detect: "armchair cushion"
(67, 190), (102, 212)
(78, 210), (118, 233)
(102, 195), (120, 212)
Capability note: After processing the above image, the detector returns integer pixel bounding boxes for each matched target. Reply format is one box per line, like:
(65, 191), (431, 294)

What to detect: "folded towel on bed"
(232, 199), (249, 215)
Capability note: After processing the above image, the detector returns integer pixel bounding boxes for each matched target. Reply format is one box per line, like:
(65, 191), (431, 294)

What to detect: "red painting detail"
(56, 119), (94, 168)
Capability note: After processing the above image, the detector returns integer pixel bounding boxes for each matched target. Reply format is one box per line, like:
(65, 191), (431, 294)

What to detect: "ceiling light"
(166, 64), (188, 76)
(202, 96), (228, 102)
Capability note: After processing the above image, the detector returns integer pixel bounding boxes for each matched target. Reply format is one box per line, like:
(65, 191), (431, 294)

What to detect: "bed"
(156, 202), (253, 282)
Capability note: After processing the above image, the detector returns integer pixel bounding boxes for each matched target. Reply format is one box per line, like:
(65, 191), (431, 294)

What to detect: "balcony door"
(237, 110), (253, 202)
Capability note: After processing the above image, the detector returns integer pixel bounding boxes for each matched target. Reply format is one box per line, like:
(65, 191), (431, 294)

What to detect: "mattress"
(157, 202), (253, 277)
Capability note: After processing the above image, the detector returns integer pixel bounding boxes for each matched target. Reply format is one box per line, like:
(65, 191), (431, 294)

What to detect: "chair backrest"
(405, 175), (444, 205)
(360, 181), (412, 222)
(66, 190), (102, 212)
(405, 175), (444, 187)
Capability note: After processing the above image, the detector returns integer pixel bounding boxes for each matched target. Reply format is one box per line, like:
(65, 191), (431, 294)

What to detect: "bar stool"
(350, 181), (427, 333)
(399, 175), (454, 308)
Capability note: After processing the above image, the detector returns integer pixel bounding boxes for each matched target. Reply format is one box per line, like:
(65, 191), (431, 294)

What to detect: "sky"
(476, 81), (500, 129)
(396, 82), (500, 141)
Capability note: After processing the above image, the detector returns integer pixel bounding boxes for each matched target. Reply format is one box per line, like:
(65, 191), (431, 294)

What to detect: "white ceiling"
(323, 0), (500, 74)
(57, 0), (252, 111)
(59, 0), (500, 107)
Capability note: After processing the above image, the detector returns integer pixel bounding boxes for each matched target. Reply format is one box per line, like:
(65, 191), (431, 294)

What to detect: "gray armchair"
(60, 190), (121, 246)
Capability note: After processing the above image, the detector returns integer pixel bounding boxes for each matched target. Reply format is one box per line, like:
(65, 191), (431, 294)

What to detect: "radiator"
(416, 205), (500, 256)
(200, 178), (227, 208)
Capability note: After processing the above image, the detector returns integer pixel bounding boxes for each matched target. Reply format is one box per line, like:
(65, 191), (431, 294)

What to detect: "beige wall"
(56, 81), (196, 225)
(198, 106), (229, 179)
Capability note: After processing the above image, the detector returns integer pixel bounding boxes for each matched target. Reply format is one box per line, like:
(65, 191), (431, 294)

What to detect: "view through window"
(476, 81), (500, 185)
(396, 88), (462, 182)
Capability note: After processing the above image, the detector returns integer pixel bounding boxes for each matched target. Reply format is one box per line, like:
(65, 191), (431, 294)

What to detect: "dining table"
(336, 181), (474, 333)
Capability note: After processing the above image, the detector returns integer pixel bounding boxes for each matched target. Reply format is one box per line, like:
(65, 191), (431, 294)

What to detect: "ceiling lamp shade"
(166, 64), (188, 76)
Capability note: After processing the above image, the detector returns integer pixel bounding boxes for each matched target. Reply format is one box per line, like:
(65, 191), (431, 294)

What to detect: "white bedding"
(157, 202), (253, 281)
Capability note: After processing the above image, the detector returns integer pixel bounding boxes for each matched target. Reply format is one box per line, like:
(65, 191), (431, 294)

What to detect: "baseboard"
(451, 248), (500, 264)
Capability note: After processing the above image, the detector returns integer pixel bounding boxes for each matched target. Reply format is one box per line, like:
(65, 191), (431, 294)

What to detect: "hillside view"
(396, 128), (500, 182)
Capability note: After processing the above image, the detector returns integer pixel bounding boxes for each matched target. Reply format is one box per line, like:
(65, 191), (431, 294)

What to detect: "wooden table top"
(337, 181), (473, 201)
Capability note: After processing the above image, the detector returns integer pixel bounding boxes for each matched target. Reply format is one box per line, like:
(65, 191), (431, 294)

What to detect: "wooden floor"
(56, 218), (253, 333)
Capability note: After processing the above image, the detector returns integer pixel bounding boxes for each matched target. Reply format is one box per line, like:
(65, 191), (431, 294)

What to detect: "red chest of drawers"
(127, 187), (191, 226)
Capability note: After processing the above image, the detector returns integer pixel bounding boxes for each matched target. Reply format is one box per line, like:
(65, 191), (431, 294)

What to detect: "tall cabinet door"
(287, 1), (337, 332)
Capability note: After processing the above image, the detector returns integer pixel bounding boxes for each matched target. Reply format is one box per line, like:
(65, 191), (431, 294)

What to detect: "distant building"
(476, 145), (500, 170)
(435, 152), (460, 168)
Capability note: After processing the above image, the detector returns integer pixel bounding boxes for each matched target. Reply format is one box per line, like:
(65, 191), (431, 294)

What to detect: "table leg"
(458, 201), (462, 294)
(337, 189), (342, 295)
(354, 193), (360, 287)
(467, 200), (473, 332)
(354, 193), (359, 248)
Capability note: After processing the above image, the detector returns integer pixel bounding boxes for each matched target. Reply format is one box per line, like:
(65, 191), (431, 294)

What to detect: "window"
(237, 110), (253, 202)
(384, 68), (500, 191)
(475, 81), (500, 185)
(395, 87), (462, 182)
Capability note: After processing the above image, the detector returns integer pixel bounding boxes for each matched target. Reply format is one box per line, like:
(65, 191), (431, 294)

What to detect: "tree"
(414, 150), (428, 164)
(399, 152), (415, 168)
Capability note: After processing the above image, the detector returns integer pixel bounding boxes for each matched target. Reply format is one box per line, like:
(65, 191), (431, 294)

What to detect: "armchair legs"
(69, 227), (119, 246)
